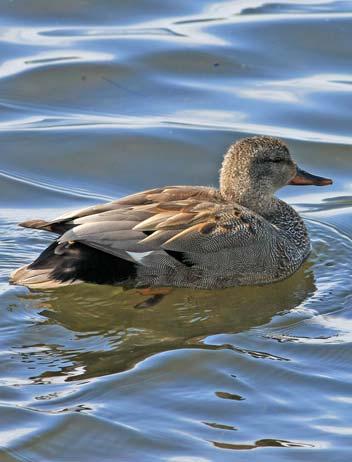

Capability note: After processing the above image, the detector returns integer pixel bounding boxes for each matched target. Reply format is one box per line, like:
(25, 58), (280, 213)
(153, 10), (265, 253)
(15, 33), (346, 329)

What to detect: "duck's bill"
(289, 167), (333, 186)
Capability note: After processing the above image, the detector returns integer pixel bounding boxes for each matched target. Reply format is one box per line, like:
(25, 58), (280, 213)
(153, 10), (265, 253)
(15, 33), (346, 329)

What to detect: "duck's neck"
(220, 174), (277, 214)
(219, 147), (276, 214)
(221, 187), (276, 214)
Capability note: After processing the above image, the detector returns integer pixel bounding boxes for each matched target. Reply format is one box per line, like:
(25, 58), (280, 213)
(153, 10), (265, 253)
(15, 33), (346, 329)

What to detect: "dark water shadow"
(14, 263), (316, 382)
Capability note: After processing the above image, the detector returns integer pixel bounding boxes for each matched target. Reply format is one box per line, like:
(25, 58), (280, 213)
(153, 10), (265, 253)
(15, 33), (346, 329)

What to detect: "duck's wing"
(19, 184), (276, 266)
(52, 199), (274, 268)
(18, 186), (222, 263)
(19, 186), (219, 234)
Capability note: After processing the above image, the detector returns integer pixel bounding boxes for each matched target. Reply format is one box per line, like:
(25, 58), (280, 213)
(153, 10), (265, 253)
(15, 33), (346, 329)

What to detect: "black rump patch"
(29, 241), (137, 285)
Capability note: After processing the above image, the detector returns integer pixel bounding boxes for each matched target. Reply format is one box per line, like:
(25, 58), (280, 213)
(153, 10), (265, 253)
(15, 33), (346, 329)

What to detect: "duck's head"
(220, 136), (332, 210)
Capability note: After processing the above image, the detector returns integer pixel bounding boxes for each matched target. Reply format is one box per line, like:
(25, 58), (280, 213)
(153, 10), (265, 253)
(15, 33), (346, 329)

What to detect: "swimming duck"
(11, 136), (332, 290)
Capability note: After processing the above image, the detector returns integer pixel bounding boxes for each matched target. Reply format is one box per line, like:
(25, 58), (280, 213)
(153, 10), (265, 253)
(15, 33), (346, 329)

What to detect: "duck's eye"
(265, 158), (285, 164)
(257, 157), (287, 165)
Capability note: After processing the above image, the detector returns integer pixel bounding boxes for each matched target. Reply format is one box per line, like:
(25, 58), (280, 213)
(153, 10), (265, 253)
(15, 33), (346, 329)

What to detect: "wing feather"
(19, 185), (274, 268)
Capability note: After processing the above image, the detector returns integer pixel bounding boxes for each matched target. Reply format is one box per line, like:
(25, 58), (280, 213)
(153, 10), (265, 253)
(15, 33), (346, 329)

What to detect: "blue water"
(0, 1), (352, 461)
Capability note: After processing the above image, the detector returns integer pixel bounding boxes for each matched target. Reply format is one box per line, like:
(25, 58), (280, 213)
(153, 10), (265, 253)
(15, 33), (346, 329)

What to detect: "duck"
(10, 136), (332, 290)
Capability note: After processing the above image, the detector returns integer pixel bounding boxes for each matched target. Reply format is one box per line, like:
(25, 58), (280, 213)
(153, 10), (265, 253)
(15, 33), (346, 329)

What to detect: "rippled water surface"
(1, 1), (352, 461)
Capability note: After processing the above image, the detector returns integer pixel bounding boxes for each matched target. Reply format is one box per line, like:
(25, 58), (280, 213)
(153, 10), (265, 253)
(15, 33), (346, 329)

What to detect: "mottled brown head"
(220, 136), (332, 210)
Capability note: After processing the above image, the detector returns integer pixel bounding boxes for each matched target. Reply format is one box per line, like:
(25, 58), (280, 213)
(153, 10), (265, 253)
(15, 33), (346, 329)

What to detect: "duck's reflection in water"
(16, 263), (315, 382)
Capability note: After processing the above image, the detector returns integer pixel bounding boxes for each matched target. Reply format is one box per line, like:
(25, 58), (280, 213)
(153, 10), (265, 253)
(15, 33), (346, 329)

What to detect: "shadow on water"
(13, 263), (316, 382)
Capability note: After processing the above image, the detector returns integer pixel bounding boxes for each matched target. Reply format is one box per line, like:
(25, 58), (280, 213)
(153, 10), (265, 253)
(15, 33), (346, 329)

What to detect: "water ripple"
(0, 168), (112, 201)
(0, 1), (351, 461)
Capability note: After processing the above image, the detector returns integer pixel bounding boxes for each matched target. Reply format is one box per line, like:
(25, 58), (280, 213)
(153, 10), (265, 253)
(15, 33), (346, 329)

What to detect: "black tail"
(11, 241), (137, 289)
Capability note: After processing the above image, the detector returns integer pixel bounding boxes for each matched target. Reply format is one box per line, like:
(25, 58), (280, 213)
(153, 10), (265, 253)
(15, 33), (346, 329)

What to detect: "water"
(0, 1), (352, 460)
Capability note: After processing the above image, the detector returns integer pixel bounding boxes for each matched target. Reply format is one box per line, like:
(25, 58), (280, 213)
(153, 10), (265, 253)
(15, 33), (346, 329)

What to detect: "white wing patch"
(126, 251), (153, 264)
